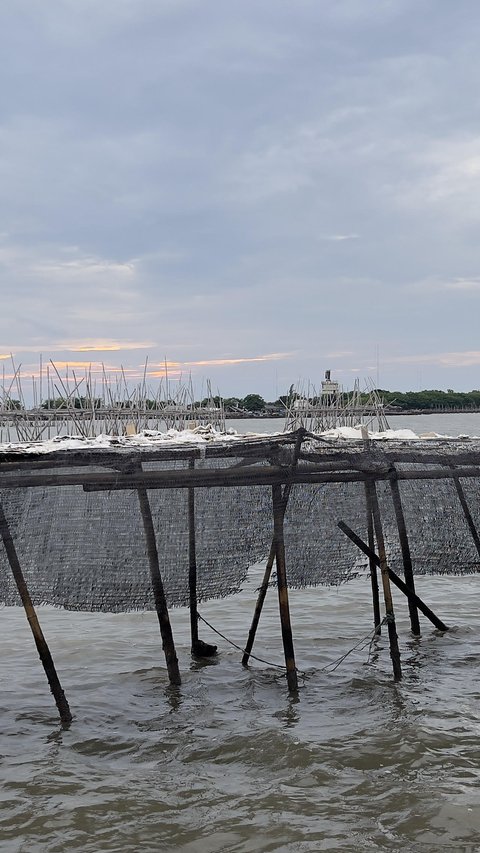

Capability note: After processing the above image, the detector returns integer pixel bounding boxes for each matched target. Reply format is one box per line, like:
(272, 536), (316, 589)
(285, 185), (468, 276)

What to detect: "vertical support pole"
(186, 457), (216, 656)
(450, 466), (480, 560)
(0, 502), (72, 725)
(365, 479), (402, 681)
(188, 457), (199, 650)
(137, 484), (181, 686)
(365, 485), (381, 634)
(389, 472), (421, 635)
(272, 483), (298, 693)
(242, 429), (305, 667)
(361, 427), (381, 635)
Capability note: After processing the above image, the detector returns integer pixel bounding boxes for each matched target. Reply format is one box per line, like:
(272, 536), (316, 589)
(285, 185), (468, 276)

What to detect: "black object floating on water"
(191, 639), (218, 658)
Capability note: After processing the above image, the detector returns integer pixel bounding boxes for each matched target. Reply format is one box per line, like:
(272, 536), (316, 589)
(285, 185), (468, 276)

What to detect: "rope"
(197, 611), (390, 676)
(197, 612), (289, 671)
(320, 617), (388, 673)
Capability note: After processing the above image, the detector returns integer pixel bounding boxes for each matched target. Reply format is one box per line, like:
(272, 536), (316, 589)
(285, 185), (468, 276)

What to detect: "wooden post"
(360, 427), (381, 634)
(365, 485), (381, 634)
(137, 485), (181, 686)
(389, 472), (421, 635)
(450, 466), (480, 561)
(0, 502), (72, 726)
(242, 429), (304, 667)
(365, 479), (402, 681)
(188, 457), (198, 648)
(338, 521), (448, 631)
(188, 458), (216, 657)
(272, 483), (298, 693)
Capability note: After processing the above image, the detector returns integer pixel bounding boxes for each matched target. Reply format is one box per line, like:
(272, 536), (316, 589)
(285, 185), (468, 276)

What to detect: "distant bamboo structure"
(0, 358), (225, 442)
(285, 373), (390, 433)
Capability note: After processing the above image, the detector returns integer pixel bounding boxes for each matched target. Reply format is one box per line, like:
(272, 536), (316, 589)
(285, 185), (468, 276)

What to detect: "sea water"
(1, 415), (480, 852)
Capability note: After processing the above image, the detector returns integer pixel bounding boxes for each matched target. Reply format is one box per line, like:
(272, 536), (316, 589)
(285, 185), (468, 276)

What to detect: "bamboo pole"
(338, 521), (448, 631)
(361, 427), (381, 634)
(187, 458), (217, 657)
(364, 479), (402, 680)
(242, 484), (295, 667)
(26, 464), (480, 494)
(365, 486), (381, 634)
(389, 472), (421, 635)
(136, 483), (181, 685)
(188, 458), (198, 649)
(0, 503), (72, 725)
(272, 483), (298, 693)
(242, 539), (276, 667)
(242, 430), (305, 666)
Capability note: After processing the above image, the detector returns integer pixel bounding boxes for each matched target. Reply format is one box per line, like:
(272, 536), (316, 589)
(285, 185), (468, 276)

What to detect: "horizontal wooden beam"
(2, 443), (480, 475)
(0, 463), (479, 491)
(0, 432), (303, 470)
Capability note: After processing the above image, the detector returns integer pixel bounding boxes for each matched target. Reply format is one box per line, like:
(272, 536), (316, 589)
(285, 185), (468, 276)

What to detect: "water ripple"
(2, 577), (480, 851)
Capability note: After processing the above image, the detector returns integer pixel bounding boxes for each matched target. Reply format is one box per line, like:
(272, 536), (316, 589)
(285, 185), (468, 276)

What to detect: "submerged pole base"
(191, 639), (218, 658)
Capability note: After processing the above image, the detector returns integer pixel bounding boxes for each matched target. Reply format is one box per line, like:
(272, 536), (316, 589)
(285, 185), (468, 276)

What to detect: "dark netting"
(284, 482), (367, 587)
(1, 439), (480, 611)
(377, 474), (480, 577)
(0, 458), (272, 611)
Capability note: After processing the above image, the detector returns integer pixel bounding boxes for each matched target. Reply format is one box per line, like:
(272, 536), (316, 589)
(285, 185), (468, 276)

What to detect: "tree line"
(376, 389), (480, 411)
(3, 389), (480, 413)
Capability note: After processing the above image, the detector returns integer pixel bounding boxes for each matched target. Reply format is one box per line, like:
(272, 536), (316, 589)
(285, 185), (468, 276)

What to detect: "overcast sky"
(1, 0), (480, 400)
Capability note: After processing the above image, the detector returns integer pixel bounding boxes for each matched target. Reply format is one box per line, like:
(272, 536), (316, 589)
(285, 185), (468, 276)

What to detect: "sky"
(1, 0), (480, 402)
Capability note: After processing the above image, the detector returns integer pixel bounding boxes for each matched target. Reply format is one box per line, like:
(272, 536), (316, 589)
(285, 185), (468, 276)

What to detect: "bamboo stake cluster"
(0, 358), (225, 442)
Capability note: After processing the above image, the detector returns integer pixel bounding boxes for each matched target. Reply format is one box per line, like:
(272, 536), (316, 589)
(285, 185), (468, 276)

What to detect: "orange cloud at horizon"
(148, 370), (184, 379)
(1, 351), (293, 388)
(49, 361), (103, 370)
(1, 362), (152, 383)
(185, 352), (291, 367)
(149, 352), (292, 371)
(68, 341), (155, 353)
(0, 341), (155, 355)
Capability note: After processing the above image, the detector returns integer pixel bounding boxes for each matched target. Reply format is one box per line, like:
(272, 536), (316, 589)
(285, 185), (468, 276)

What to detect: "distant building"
(321, 369), (340, 397)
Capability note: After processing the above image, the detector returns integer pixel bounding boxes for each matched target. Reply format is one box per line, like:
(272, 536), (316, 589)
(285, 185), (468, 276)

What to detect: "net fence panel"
(284, 482), (367, 588)
(0, 459), (273, 611)
(376, 474), (480, 577)
(1, 447), (480, 611)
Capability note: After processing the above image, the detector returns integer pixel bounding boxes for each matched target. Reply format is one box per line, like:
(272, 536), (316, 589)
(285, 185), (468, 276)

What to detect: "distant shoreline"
(385, 409), (480, 416)
(225, 408), (480, 419)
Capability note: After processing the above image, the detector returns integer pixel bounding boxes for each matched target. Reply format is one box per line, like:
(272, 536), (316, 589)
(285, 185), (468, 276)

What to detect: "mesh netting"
(377, 474), (480, 577)
(0, 475), (272, 611)
(1, 447), (480, 611)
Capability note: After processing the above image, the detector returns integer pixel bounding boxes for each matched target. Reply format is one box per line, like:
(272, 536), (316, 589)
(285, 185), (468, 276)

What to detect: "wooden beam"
(2, 463), (480, 492)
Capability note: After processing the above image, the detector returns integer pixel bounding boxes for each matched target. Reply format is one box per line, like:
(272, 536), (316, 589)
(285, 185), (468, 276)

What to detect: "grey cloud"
(2, 0), (480, 397)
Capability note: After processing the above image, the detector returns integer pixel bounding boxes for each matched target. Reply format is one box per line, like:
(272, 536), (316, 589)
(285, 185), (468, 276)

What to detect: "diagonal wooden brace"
(338, 520), (448, 632)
